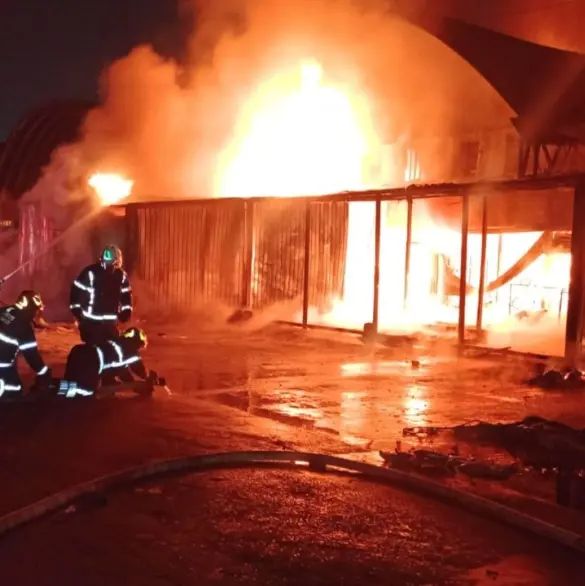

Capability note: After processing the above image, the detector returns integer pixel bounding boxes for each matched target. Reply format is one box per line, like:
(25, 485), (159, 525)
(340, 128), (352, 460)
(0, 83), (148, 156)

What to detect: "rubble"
(450, 416), (585, 469)
(379, 445), (517, 480)
(527, 365), (585, 390)
(227, 309), (254, 324)
(383, 416), (585, 499)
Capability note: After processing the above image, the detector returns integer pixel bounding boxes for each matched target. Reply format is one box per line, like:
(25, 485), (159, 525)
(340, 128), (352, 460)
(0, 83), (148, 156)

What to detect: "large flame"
(89, 173), (134, 206)
(215, 60), (570, 354)
(215, 60), (377, 197)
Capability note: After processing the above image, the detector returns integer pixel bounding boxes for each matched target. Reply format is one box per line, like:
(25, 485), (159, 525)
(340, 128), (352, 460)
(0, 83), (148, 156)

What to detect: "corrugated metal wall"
(128, 201), (246, 311)
(250, 199), (306, 309)
(125, 198), (348, 314)
(307, 201), (348, 311)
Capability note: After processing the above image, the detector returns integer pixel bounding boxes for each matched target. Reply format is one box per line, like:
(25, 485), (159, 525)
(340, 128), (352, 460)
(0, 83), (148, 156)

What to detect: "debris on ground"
(227, 308), (254, 324)
(457, 461), (517, 480)
(402, 416), (585, 473)
(383, 416), (585, 484)
(379, 444), (518, 480)
(380, 447), (458, 477)
(452, 416), (585, 471)
(527, 366), (585, 390)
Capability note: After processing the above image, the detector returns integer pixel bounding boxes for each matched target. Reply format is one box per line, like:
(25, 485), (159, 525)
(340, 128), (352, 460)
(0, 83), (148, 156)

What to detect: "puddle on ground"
(213, 390), (372, 448)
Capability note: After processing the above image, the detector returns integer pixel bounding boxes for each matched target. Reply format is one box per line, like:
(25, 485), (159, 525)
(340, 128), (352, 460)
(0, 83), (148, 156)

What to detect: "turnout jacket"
(94, 338), (147, 378)
(0, 306), (48, 375)
(70, 263), (133, 323)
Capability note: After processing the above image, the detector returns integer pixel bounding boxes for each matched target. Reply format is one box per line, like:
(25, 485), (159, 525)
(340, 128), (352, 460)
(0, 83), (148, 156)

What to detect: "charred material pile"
(381, 416), (585, 501)
(452, 416), (585, 472)
(527, 364), (585, 390)
(379, 445), (517, 480)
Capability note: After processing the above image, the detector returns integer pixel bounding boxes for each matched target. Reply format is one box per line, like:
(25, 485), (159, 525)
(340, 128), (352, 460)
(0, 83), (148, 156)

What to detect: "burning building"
(3, 7), (585, 357)
(115, 14), (585, 358)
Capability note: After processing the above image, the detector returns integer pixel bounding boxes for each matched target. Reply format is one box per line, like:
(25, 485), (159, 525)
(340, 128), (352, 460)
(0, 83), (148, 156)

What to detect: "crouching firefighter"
(62, 327), (156, 397)
(69, 245), (133, 345)
(0, 291), (51, 398)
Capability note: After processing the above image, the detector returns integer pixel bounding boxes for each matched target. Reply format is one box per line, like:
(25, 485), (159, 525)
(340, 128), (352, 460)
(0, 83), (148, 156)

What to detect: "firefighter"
(69, 244), (133, 345)
(62, 326), (155, 396)
(0, 290), (51, 398)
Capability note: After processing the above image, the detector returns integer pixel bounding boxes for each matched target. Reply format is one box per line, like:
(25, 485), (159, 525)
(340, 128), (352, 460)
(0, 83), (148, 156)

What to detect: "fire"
(215, 60), (378, 197)
(214, 59), (571, 354)
(88, 173), (134, 206)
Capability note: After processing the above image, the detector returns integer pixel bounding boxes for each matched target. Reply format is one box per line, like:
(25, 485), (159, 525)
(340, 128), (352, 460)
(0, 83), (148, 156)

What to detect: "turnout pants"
(64, 344), (101, 393)
(78, 320), (119, 345)
(0, 365), (23, 398)
(77, 321), (120, 385)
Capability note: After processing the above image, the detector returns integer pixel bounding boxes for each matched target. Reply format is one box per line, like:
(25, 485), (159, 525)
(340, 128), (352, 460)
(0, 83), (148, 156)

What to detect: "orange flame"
(215, 60), (570, 353)
(215, 60), (378, 197)
(89, 173), (134, 206)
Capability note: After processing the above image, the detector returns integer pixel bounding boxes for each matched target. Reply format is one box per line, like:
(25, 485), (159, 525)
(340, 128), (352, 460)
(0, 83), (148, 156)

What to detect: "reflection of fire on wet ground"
(206, 357), (520, 452)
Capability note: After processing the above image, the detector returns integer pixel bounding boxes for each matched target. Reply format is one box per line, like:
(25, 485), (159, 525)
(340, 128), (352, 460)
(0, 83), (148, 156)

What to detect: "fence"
(122, 174), (585, 356)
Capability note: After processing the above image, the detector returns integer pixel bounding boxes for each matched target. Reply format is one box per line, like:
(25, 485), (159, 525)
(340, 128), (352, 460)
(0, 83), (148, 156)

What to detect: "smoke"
(73, 0), (510, 201)
(10, 145), (98, 319)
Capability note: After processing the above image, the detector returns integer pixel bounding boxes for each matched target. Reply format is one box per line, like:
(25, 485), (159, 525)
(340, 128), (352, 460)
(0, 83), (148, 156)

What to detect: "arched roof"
(0, 100), (95, 199)
(408, 15), (585, 142)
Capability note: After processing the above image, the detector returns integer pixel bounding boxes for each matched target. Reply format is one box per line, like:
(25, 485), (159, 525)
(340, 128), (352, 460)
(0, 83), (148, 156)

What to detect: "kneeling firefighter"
(0, 291), (51, 398)
(62, 327), (156, 397)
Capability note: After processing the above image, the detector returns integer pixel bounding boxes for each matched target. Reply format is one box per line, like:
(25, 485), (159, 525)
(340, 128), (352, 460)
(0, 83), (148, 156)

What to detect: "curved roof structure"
(409, 16), (585, 142)
(0, 100), (95, 200)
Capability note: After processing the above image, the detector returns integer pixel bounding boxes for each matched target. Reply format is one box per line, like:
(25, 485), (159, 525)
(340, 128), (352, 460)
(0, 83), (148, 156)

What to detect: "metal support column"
(372, 198), (382, 333)
(564, 182), (585, 367)
(302, 201), (311, 327)
(403, 194), (413, 308)
(241, 200), (255, 308)
(476, 194), (488, 336)
(458, 193), (470, 347)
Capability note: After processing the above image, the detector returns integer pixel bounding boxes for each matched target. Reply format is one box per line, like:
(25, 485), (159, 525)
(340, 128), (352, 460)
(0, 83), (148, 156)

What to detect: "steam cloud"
(72, 0), (510, 200)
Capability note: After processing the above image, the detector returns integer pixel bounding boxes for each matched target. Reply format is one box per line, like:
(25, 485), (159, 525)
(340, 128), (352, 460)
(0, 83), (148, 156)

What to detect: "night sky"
(0, 0), (186, 139)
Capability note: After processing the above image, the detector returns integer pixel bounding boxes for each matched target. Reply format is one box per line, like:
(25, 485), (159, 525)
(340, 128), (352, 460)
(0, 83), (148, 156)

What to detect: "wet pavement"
(1, 318), (585, 583)
(123, 321), (585, 451)
(1, 469), (584, 585)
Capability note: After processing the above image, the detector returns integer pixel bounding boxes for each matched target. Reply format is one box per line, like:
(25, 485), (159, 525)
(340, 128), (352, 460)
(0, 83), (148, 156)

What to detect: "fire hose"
(0, 450), (584, 554)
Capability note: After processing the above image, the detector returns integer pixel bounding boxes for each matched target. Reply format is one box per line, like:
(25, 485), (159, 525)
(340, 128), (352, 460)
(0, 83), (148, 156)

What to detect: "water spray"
(0, 172), (133, 292)
(0, 203), (104, 290)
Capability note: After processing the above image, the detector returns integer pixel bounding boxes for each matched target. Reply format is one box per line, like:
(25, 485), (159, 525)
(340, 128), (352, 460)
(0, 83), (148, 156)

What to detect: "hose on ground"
(0, 450), (583, 554)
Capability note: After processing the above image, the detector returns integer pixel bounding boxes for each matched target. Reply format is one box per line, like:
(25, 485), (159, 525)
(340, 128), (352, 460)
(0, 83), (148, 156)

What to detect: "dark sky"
(0, 0), (186, 139)
(1, 0), (581, 140)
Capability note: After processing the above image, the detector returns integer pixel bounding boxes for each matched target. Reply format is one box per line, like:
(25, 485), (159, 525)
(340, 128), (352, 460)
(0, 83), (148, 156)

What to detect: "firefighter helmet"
(123, 326), (148, 349)
(15, 290), (44, 319)
(100, 245), (123, 270)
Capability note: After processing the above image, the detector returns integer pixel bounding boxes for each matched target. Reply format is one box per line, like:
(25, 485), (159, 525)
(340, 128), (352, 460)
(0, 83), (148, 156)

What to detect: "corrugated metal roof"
(0, 100), (95, 199)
